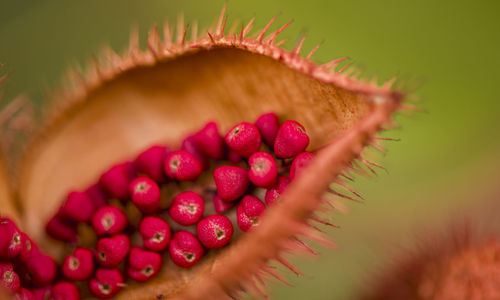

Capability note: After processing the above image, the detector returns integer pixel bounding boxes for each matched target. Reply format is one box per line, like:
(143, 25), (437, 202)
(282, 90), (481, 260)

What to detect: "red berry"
(169, 231), (204, 268)
(45, 214), (77, 243)
(62, 247), (94, 281)
(129, 176), (161, 213)
(255, 113), (280, 146)
(169, 191), (205, 226)
(248, 152), (278, 188)
(164, 150), (203, 181)
(274, 120), (310, 158)
(95, 234), (130, 267)
(139, 216), (171, 252)
(225, 122), (262, 158)
(14, 288), (35, 300)
(26, 249), (57, 286)
(0, 262), (20, 293)
(85, 183), (108, 210)
(212, 194), (234, 214)
(265, 176), (291, 206)
(213, 166), (249, 202)
(127, 247), (162, 282)
(30, 286), (52, 300)
(91, 206), (127, 236)
(181, 135), (208, 170)
(135, 145), (170, 182)
(89, 268), (123, 299)
(226, 148), (242, 164)
(18, 233), (36, 263)
(196, 215), (234, 249)
(195, 121), (224, 159)
(0, 218), (24, 259)
(99, 162), (136, 200)
(62, 191), (95, 222)
(52, 282), (79, 300)
(290, 151), (314, 180)
(236, 195), (266, 232)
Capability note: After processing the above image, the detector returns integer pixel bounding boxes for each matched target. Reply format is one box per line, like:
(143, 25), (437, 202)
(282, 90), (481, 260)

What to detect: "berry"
(0, 218), (24, 259)
(0, 262), (20, 293)
(236, 195), (266, 232)
(196, 215), (234, 249)
(135, 145), (170, 182)
(139, 216), (171, 252)
(226, 148), (242, 164)
(89, 268), (123, 299)
(169, 231), (204, 268)
(181, 135), (208, 170)
(169, 191), (205, 226)
(129, 176), (161, 213)
(99, 162), (136, 200)
(52, 282), (79, 300)
(62, 247), (94, 281)
(14, 288), (35, 300)
(213, 166), (249, 202)
(290, 151), (314, 180)
(85, 183), (108, 210)
(45, 214), (77, 242)
(30, 286), (52, 300)
(255, 113), (280, 146)
(18, 233), (36, 263)
(212, 194), (234, 214)
(164, 150), (203, 181)
(225, 122), (261, 158)
(248, 152), (278, 188)
(95, 234), (130, 267)
(26, 249), (57, 285)
(274, 120), (310, 158)
(62, 191), (94, 222)
(91, 205), (127, 236)
(265, 176), (291, 206)
(195, 121), (224, 159)
(127, 247), (162, 282)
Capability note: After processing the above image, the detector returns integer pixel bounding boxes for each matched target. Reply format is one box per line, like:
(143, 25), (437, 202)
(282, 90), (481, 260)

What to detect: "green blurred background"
(1, 0), (499, 299)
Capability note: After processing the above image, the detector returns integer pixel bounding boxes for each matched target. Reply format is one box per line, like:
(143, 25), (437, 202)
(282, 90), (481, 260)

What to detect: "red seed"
(274, 120), (310, 158)
(181, 135), (208, 170)
(169, 191), (205, 226)
(0, 262), (20, 293)
(169, 231), (204, 268)
(236, 195), (267, 232)
(26, 248), (57, 286)
(62, 247), (94, 281)
(14, 288), (35, 300)
(45, 214), (78, 243)
(127, 247), (162, 282)
(139, 216), (171, 252)
(62, 191), (95, 223)
(85, 183), (108, 210)
(135, 145), (170, 182)
(52, 282), (80, 300)
(91, 205), (127, 236)
(265, 176), (291, 206)
(196, 215), (234, 249)
(226, 148), (243, 164)
(89, 268), (124, 299)
(255, 112), (280, 146)
(248, 151), (278, 188)
(212, 194), (234, 214)
(30, 286), (52, 300)
(164, 150), (203, 181)
(129, 176), (161, 213)
(18, 233), (36, 263)
(99, 162), (136, 200)
(0, 218), (24, 259)
(225, 122), (262, 158)
(290, 151), (314, 180)
(213, 166), (249, 202)
(195, 121), (224, 159)
(95, 234), (130, 268)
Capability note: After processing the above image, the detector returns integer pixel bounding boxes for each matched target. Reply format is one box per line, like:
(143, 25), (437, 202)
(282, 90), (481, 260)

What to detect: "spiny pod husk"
(0, 6), (407, 300)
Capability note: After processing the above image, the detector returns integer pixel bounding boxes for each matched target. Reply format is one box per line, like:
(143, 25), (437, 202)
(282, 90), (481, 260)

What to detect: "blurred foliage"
(1, 0), (499, 299)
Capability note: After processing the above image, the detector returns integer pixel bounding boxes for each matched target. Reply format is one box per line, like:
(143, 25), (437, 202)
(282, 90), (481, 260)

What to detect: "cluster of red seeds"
(2, 113), (313, 299)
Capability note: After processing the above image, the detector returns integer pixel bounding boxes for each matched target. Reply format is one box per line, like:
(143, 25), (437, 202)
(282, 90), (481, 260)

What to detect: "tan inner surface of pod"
(18, 47), (376, 298)
(0, 154), (19, 223)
